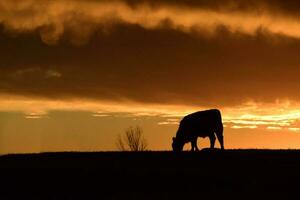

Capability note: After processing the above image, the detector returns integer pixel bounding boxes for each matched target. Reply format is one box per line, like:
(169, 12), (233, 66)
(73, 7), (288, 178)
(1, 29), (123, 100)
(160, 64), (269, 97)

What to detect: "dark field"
(1, 149), (300, 199)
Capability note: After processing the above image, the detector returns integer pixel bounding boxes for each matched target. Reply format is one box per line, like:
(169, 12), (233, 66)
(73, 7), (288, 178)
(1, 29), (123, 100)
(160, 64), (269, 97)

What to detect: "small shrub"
(116, 126), (147, 151)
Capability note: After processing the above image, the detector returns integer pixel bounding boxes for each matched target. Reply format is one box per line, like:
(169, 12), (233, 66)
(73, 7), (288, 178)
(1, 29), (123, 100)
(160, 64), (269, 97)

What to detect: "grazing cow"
(172, 109), (224, 152)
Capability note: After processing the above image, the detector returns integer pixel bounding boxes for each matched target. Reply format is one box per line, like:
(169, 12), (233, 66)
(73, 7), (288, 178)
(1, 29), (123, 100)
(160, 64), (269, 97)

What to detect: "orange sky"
(0, 97), (300, 153)
(1, 0), (300, 153)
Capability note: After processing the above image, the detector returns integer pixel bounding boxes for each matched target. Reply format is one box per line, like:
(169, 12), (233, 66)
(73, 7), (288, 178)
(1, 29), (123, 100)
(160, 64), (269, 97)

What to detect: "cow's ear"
(172, 137), (176, 141)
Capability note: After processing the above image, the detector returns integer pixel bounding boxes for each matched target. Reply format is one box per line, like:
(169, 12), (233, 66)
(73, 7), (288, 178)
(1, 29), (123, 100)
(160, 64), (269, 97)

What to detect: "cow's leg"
(216, 123), (224, 150)
(209, 133), (216, 149)
(191, 138), (198, 151)
(191, 140), (195, 151)
(194, 137), (199, 151)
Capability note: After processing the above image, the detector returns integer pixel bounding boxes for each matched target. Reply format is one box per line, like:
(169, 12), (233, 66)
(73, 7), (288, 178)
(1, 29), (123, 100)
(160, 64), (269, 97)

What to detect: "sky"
(1, 0), (300, 153)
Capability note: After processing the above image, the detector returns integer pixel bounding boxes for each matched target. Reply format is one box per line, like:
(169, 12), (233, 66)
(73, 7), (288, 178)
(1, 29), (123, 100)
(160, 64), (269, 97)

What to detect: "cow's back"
(182, 109), (221, 121)
(177, 109), (222, 137)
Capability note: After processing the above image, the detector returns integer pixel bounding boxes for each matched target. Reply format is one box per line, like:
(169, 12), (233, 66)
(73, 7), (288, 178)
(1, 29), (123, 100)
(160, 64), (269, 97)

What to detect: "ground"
(1, 149), (299, 199)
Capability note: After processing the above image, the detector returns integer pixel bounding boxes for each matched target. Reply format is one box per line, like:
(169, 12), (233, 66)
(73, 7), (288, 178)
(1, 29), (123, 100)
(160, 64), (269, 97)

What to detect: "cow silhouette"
(172, 109), (224, 152)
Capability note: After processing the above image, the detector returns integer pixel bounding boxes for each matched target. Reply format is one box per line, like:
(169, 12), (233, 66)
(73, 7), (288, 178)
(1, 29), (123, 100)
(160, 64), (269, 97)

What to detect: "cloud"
(45, 69), (62, 78)
(266, 126), (283, 130)
(1, 0), (300, 107)
(231, 125), (258, 129)
(0, 95), (300, 132)
(2, 0), (300, 44)
(288, 127), (300, 132)
(1, 25), (300, 107)
(158, 118), (180, 125)
(223, 102), (300, 131)
(25, 113), (44, 119)
(12, 67), (61, 79)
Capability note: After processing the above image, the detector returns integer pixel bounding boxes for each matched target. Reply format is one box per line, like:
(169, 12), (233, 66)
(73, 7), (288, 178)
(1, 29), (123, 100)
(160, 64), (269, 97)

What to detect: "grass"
(1, 149), (300, 199)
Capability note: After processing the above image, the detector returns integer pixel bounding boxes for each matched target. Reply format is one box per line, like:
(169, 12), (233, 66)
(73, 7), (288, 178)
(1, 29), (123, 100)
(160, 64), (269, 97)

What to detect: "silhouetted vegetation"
(1, 150), (300, 199)
(116, 126), (147, 151)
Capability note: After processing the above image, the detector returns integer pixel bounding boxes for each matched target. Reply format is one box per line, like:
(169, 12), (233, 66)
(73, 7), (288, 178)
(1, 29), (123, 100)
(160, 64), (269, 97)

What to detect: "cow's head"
(172, 137), (184, 152)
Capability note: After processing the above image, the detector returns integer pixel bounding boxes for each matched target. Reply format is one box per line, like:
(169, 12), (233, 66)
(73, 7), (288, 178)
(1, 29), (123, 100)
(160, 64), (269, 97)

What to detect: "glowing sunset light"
(231, 125), (258, 129)
(0, 96), (300, 132)
(288, 128), (300, 132)
(266, 127), (283, 130)
(2, 0), (300, 153)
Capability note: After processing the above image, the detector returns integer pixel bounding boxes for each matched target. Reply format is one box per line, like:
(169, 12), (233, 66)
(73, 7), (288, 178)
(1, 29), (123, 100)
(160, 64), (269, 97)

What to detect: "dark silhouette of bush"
(116, 126), (147, 151)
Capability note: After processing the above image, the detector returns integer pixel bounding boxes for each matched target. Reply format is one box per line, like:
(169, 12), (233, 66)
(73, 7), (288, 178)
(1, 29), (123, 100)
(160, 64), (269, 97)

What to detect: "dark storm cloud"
(3, 0), (300, 43)
(1, 0), (300, 107)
